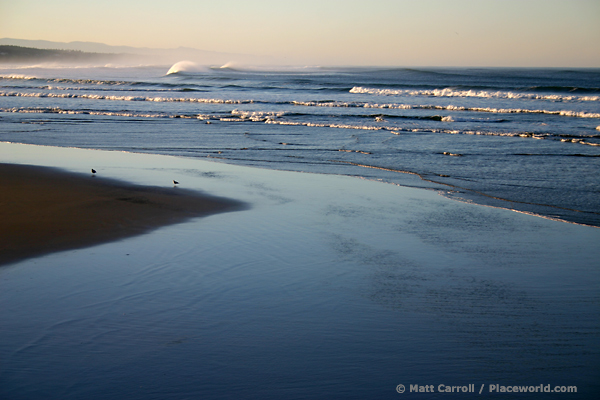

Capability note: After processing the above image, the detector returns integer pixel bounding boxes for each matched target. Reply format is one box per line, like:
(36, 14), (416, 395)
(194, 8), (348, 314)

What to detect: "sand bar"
(0, 162), (245, 266)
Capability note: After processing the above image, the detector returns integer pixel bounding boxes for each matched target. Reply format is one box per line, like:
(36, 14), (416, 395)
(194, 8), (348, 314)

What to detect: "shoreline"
(0, 162), (246, 266)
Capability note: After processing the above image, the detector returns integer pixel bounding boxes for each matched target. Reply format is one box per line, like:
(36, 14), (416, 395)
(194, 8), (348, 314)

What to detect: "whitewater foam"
(166, 61), (207, 75)
(231, 109), (285, 122)
(292, 99), (600, 118)
(0, 74), (38, 80)
(350, 86), (600, 102)
(0, 91), (252, 104)
(3, 88), (597, 119)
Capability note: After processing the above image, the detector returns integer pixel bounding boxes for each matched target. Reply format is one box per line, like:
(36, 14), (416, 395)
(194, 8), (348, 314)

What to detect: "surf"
(350, 86), (600, 102)
(166, 61), (208, 75)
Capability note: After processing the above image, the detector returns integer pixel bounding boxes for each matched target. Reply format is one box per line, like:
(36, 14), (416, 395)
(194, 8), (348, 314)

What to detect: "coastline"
(0, 162), (245, 266)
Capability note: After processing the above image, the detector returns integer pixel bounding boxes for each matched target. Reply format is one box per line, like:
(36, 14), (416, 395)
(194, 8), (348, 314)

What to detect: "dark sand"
(0, 163), (245, 266)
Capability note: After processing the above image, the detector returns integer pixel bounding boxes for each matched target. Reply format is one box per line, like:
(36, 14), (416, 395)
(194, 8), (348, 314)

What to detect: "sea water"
(1, 64), (599, 226)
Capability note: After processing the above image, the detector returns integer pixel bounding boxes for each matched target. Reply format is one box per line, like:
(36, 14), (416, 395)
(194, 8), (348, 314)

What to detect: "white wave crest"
(291, 100), (414, 110)
(166, 61), (206, 75)
(291, 99), (600, 118)
(231, 110), (285, 121)
(2, 90), (598, 119)
(0, 91), (252, 104)
(0, 74), (38, 80)
(4, 105), (599, 147)
(350, 86), (600, 102)
(0, 106), (208, 119)
(443, 105), (600, 118)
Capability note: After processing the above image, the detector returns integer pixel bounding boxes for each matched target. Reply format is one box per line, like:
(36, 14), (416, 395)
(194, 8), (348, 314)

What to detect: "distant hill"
(0, 39), (274, 66)
(0, 45), (128, 64)
(0, 39), (129, 54)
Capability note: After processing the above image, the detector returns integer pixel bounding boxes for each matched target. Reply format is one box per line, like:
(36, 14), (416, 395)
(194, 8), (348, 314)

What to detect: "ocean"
(2, 63), (600, 399)
(1, 63), (599, 226)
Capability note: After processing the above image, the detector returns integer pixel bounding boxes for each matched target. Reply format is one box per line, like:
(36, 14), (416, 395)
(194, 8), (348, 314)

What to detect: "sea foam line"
(2, 90), (599, 119)
(3, 106), (599, 146)
(0, 107), (188, 119)
(292, 100), (600, 118)
(0, 75), (135, 86)
(231, 109), (285, 121)
(350, 86), (600, 102)
(0, 91), (252, 104)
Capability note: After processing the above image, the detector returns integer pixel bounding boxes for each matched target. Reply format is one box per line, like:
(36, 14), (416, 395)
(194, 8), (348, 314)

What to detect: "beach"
(1, 142), (599, 399)
(0, 163), (244, 266)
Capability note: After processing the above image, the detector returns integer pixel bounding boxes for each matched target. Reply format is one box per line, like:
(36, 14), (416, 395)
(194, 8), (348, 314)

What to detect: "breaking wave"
(350, 86), (600, 102)
(292, 100), (600, 118)
(0, 91), (253, 104)
(166, 61), (207, 75)
(12, 104), (590, 146)
(0, 74), (134, 86)
(2, 90), (599, 119)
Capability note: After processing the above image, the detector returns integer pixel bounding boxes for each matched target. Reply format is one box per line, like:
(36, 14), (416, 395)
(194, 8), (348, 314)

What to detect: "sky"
(1, 0), (599, 67)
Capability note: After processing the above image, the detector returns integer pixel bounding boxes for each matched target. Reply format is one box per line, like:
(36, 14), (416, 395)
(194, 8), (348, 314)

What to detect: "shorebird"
(173, 180), (179, 185)
(91, 169), (96, 174)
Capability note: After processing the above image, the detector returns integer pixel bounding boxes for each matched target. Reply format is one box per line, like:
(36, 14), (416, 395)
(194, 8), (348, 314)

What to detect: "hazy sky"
(1, 0), (599, 67)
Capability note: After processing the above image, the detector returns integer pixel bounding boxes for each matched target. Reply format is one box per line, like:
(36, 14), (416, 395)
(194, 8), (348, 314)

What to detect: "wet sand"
(0, 163), (244, 266)
(1, 144), (599, 398)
